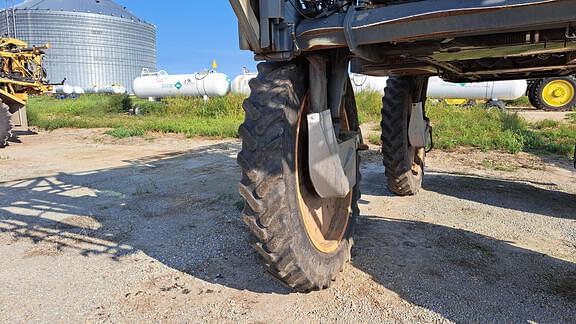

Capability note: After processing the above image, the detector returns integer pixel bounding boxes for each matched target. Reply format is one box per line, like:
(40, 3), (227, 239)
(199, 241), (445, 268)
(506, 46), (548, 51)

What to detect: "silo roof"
(12, 0), (148, 23)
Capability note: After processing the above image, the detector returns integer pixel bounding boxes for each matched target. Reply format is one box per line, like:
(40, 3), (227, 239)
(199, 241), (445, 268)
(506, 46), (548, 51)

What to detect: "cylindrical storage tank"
(350, 74), (388, 95)
(0, 0), (157, 93)
(133, 71), (231, 98)
(231, 73), (257, 96)
(427, 77), (527, 100)
(72, 86), (85, 95)
(350, 74), (527, 100)
(83, 86), (100, 94)
(100, 85), (127, 95)
(54, 85), (74, 95)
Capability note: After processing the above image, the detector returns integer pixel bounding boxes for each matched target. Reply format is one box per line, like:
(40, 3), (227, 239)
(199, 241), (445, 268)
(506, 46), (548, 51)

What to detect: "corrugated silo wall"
(0, 10), (157, 93)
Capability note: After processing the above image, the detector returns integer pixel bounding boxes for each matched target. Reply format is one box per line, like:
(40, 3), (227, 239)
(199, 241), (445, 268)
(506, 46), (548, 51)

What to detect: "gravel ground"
(514, 110), (573, 123)
(0, 129), (574, 323)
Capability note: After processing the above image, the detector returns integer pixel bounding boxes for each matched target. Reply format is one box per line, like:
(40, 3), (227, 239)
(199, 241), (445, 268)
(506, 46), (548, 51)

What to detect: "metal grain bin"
(0, 0), (157, 93)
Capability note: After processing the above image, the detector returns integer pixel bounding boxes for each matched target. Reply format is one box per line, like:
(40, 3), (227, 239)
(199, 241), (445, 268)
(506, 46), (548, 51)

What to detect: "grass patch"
(427, 103), (576, 157)
(105, 127), (145, 139)
(505, 96), (531, 107)
(481, 158), (520, 172)
(29, 92), (575, 159)
(28, 94), (246, 138)
(356, 91), (382, 123)
(354, 98), (576, 158)
(367, 133), (381, 146)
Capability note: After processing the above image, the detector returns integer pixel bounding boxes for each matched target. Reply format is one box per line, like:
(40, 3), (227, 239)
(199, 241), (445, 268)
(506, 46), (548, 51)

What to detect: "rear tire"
(237, 61), (360, 292)
(532, 77), (576, 111)
(528, 80), (541, 109)
(0, 103), (13, 148)
(381, 76), (427, 196)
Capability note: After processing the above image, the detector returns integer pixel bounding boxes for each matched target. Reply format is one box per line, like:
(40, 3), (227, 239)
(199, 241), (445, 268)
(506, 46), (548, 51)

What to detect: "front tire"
(237, 61), (360, 292)
(381, 76), (427, 196)
(0, 103), (13, 148)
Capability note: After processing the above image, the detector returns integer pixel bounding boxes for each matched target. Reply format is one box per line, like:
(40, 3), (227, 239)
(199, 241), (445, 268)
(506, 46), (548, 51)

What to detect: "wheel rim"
(295, 95), (353, 254)
(445, 99), (468, 105)
(542, 80), (575, 108)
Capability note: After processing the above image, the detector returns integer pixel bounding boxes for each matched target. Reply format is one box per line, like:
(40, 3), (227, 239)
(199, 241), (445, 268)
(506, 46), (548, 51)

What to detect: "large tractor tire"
(531, 77), (576, 111)
(381, 76), (427, 196)
(0, 103), (13, 148)
(237, 61), (360, 292)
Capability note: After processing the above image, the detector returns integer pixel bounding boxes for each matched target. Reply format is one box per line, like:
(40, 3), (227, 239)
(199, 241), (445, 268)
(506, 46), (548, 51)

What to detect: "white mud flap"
(307, 110), (357, 199)
(409, 102), (428, 148)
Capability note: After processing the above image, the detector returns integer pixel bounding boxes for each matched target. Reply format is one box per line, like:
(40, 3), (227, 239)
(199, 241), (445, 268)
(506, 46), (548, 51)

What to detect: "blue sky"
(115, 1), (257, 78)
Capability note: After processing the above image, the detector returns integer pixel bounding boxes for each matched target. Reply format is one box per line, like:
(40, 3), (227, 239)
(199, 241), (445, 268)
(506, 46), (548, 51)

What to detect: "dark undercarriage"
(351, 28), (576, 82)
(236, 0), (576, 82)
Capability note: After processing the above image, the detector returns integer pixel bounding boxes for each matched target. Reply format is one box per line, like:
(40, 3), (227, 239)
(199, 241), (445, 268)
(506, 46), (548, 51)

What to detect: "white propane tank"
(83, 86), (99, 94)
(427, 77), (527, 100)
(233, 72), (527, 101)
(100, 85), (127, 94)
(231, 72), (257, 96)
(72, 86), (85, 95)
(133, 69), (231, 98)
(54, 85), (74, 95)
(350, 74), (527, 100)
(350, 73), (388, 94)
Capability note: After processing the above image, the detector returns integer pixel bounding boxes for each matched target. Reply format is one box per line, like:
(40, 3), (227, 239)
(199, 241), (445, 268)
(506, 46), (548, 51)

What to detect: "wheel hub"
(542, 80), (575, 108)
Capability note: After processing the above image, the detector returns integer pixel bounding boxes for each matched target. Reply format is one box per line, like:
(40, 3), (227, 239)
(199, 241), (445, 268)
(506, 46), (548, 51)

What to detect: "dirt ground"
(0, 129), (575, 323)
(514, 109), (573, 123)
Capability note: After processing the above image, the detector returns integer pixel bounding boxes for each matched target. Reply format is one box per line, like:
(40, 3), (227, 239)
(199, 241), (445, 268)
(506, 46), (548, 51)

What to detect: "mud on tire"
(0, 103), (13, 148)
(237, 61), (360, 292)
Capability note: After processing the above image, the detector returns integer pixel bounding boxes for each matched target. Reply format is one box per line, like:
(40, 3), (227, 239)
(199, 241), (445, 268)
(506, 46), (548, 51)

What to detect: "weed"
(481, 159), (519, 172)
(234, 200), (245, 212)
(106, 127), (145, 139)
(216, 193), (236, 202)
(367, 133), (381, 146)
(532, 119), (560, 129)
(355, 91), (382, 123)
(505, 96), (531, 107)
(108, 94), (133, 113)
(132, 179), (159, 196)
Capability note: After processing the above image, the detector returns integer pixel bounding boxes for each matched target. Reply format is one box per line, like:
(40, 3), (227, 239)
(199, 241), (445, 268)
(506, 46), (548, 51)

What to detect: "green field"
(28, 93), (576, 158)
(28, 94), (245, 138)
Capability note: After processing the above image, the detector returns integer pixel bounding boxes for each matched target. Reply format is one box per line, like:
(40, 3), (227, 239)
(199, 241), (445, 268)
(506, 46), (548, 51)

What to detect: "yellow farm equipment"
(0, 37), (52, 148)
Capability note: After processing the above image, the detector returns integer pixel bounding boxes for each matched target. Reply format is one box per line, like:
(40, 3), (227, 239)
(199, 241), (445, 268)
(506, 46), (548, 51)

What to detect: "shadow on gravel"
(352, 216), (576, 323)
(6, 130), (37, 146)
(1, 142), (575, 317)
(425, 171), (576, 220)
(0, 143), (290, 294)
